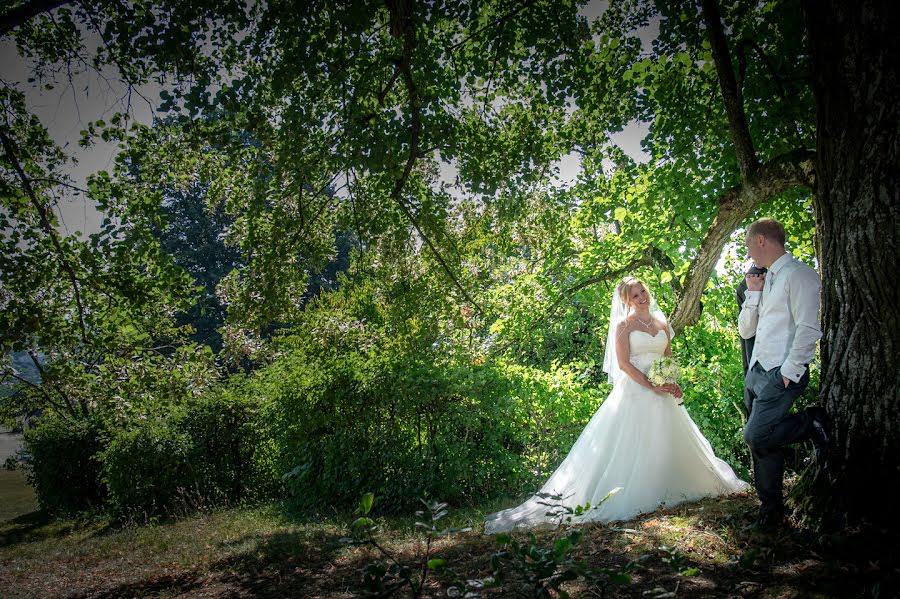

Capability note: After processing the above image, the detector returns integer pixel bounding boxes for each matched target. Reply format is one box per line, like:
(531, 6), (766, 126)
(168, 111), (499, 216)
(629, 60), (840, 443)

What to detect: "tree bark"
(670, 148), (815, 335)
(801, 0), (900, 527)
(701, 0), (759, 180)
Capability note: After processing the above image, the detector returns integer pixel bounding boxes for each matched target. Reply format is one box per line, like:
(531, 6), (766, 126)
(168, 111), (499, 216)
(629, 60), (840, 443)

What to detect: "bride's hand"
(654, 383), (683, 398)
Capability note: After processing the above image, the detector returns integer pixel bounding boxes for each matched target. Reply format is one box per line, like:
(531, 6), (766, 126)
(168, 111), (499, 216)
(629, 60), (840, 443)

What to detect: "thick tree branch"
(670, 148), (816, 334)
(702, 0), (759, 180)
(0, 128), (90, 344)
(386, 0), (485, 316)
(0, 0), (70, 38)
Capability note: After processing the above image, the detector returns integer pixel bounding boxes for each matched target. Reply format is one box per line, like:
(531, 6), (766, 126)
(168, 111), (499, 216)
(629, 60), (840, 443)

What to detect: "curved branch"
(0, 128), (90, 344)
(670, 148), (816, 334)
(549, 248), (674, 319)
(387, 0), (485, 316)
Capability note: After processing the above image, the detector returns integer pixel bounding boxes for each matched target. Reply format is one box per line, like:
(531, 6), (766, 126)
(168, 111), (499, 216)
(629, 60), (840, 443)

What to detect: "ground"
(1, 487), (897, 598)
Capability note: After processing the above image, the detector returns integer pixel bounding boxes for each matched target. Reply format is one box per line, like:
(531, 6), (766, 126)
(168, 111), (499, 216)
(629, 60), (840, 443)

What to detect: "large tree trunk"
(801, 0), (900, 527)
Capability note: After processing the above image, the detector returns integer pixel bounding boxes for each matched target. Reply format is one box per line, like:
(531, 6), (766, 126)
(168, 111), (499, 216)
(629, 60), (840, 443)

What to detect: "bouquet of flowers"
(648, 356), (681, 386)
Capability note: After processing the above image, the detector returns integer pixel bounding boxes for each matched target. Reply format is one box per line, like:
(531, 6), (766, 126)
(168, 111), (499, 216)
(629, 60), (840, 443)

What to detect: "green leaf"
(352, 516), (374, 530)
(554, 537), (573, 556)
(360, 492), (374, 515)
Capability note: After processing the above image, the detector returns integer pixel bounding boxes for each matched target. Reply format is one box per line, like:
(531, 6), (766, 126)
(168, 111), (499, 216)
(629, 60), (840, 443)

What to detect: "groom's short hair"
(747, 218), (786, 246)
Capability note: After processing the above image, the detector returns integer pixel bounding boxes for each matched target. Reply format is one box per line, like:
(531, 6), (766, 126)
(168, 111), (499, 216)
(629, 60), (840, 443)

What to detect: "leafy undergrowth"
(0, 491), (897, 598)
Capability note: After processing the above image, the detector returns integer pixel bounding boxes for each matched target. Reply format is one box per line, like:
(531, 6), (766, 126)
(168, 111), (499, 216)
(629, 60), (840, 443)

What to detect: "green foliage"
(23, 414), (107, 513)
(101, 416), (195, 517)
(176, 386), (281, 504)
(484, 492), (634, 598)
(268, 347), (528, 512)
(221, 267), (604, 514)
(1, 82), (209, 423)
(344, 494), (471, 598)
(99, 386), (280, 517)
(4, 0), (828, 526)
(675, 293), (752, 477)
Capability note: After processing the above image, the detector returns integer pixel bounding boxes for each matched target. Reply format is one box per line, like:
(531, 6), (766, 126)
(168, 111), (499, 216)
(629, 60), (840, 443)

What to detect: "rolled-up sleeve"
(781, 267), (822, 382)
(738, 290), (762, 339)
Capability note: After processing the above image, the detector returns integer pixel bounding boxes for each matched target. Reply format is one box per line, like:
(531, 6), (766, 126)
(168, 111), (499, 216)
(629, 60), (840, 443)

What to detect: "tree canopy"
(1, 0), (897, 528)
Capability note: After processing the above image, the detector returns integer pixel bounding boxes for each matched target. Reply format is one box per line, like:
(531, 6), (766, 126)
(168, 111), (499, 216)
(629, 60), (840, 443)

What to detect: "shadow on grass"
(80, 497), (900, 598)
(0, 508), (132, 549)
(75, 572), (206, 599)
(7, 493), (899, 598)
(210, 530), (351, 597)
(66, 527), (351, 599)
(0, 510), (68, 548)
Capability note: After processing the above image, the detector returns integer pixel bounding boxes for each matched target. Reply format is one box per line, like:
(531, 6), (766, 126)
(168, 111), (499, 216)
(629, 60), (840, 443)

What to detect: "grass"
(1, 490), (898, 598)
(0, 468), (38, 521)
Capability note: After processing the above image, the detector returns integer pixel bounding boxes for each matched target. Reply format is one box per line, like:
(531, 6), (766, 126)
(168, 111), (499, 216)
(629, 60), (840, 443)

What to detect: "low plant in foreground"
(342, 493), (472, 598)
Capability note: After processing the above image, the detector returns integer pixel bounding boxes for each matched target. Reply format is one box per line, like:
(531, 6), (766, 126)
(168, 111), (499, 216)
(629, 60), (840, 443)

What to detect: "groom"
(738, 217), (829, 527)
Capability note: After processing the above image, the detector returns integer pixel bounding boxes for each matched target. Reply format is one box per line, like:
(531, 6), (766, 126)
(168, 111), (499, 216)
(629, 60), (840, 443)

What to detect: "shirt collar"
(768, 252), (792, 276)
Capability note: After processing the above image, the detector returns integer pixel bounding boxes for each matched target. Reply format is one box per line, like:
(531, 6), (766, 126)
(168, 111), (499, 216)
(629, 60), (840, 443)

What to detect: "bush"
(101, 416), (195, 516)
(24, 414), (108, 514)
(97, 386), (281, 517)
(177, 385), (281, 505)
(254, 339), (602, 514)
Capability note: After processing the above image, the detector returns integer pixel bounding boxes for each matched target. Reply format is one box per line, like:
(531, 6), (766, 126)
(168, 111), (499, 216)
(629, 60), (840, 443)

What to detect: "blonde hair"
(616, 276), (652, 312)
(747, 218), (786, 246)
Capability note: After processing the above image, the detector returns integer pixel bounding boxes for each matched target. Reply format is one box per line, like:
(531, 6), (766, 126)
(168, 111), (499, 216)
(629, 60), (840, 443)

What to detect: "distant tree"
(155, 185), (241, 353)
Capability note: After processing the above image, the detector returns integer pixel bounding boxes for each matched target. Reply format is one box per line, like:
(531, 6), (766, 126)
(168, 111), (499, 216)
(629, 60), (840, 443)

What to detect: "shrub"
(101, 416), (195, 516)
(177, 385), (281, 504)
(24, 413), (108, 513)
(256, 340), (602, 514)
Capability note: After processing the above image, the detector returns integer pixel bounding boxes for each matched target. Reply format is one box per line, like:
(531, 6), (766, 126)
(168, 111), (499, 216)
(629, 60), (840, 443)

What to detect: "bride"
(484, 276), (748, 533)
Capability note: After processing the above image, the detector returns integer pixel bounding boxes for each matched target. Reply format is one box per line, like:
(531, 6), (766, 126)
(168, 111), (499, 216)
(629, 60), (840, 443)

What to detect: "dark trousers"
(743, 362), (814, 515)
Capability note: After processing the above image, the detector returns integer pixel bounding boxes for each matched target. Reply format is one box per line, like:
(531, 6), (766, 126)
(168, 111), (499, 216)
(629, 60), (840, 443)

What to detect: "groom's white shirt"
(738, 252), (822, 383)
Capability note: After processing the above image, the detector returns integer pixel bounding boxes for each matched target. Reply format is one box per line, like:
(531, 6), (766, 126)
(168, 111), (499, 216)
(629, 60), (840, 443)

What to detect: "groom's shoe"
(808, 406), (830, 466)
(754, 509), (784, 530)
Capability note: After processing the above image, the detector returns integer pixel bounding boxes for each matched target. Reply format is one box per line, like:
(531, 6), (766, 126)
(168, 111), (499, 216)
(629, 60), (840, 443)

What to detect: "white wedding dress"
(484, 329), (749, 533)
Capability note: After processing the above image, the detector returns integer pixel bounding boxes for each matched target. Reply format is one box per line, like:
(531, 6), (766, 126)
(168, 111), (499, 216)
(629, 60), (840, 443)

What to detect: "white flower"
(648, 356), (681, 385)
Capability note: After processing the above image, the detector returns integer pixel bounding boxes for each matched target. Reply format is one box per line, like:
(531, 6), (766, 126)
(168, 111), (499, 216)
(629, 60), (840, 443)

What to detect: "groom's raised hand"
(746, 272), (766, 291)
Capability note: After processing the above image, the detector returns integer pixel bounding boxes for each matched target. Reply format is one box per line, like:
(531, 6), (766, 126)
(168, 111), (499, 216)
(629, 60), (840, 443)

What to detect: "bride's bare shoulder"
(616, 318), (636, 337)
